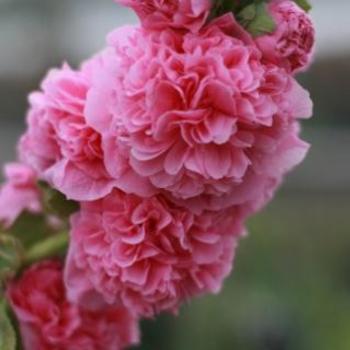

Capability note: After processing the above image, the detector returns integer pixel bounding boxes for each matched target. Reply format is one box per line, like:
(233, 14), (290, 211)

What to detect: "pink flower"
(170, 120), (309, 213)
(18, 64), (117, 201)
(115, 0), (211, 33)
(255, 0), (315, 73)
(85, 16), (312, 211)
(7, 260), (140, 350)
(0, 163), (41, 228)
(65, 189), (244, 317)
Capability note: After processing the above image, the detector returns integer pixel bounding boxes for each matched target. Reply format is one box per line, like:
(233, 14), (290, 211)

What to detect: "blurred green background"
(139, 191), (350, 349)
(1, 1), (349, 349)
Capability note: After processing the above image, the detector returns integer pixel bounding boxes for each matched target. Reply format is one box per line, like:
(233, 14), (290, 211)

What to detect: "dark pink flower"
(115, 0), (211, 33)
(19, 64), (117, 201)
(7, 260), (140, 350)
(0, 163), (41, 228)
(255, 0), (315, 73)
(65, 189), (244, 317)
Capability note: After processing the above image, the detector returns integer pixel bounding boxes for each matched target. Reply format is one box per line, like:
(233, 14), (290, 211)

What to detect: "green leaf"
(237, 3), (257, 27)
(0, 302), (16, 350)
(7, 182), (71, 250)
(39, 182), (79, 219)
(238, 2), (276, 37)
(293, 0), (312, 12)
(47, 190), (79, 218)
(10, 213), (52, 249)
(0, 236), (22, 283)
(209, 0), (255, 20)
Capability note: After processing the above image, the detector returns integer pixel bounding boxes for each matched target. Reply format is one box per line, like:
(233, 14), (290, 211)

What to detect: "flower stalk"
(23, 231), (68, 267)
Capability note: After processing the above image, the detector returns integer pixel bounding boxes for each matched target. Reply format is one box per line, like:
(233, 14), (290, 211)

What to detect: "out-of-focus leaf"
(238, 2), (276, 37)
(0, 236), (22, 283)
(39, 182), (78, 219)
(293, 0), (312, 12)
(47, 190), (79, 218)
(237, 3), (257, 26)
(10, 213), (51, 249)
(210, 0), (255, 20)
(6, 308), (22, 350)
(8, 182), (69, 250)
(0, 302), (16, 350)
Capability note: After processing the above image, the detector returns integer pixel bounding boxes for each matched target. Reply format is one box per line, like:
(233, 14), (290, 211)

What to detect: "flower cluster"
(1, 0), (315, 349)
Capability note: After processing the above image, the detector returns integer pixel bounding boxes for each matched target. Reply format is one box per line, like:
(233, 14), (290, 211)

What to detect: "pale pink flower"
(115, 0), (211, 33)
(7, 260), (140, 350)
(255, 0), (315, 73)
(0, 163), (41, 228)
(65, 189), (244, 317)
(18, 64), (116, 201)
(85, 16), (312, 211)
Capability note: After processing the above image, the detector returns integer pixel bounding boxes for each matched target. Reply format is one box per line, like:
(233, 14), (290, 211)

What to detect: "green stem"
(0, 299), (17, 350)
(23, 231), (69, 266)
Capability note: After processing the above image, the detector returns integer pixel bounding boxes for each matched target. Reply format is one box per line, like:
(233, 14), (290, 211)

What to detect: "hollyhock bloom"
(171, 117), (309, 213)
(255, 0), (315, 73)
(18, 64), (116, 201)
(0, 163), (41, 228)
(7, 260), (140, 350)
(115, 0), (211, 33)
(65, 189), (244, 317)
(85, 15), (312, 211)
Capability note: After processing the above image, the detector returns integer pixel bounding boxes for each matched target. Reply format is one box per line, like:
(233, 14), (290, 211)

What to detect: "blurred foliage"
(39, 182), (79, 219)
(0, 301), (16, 350)
(294, 0), (312, 12)
(237, 2), (276, 37)
(136, 192), (350, 350)
(0, 235), (22, 284)
(10, 213), (53, 249)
